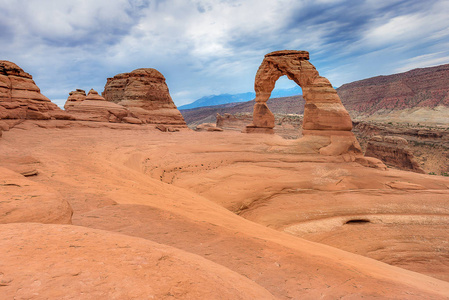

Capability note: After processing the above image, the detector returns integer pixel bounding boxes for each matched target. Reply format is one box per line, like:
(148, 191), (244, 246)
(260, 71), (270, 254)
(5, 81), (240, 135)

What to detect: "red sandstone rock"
(66, 89), (130, 123)
(0, 155), (40, 176)
(245, 51), (359, 156)
(248, 51), (352, 133)
(216, 113), (253, 130)
(122, 116), (143, 124)
(3, 124), (449, 297)
(195, 123), (223, 132)
(0, 167), (72, 224)
(64, 89), (86, 110)
(103, 68), (187, 126)
(0, 60), (65, 120)
(365, 135), (425, 173)
(251, 103), (275, 128)
(155, 124), (179, 132)
(0, 223), (275, 299)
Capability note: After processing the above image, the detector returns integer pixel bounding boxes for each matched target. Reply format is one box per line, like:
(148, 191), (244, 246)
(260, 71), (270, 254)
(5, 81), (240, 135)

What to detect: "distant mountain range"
(180, 63), (449, 126)
(337, 63), (449, 114)
(178, 86), (302, 110)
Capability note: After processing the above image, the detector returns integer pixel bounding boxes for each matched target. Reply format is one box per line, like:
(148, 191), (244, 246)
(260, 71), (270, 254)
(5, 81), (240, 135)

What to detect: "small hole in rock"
(345, 219), (370, 225)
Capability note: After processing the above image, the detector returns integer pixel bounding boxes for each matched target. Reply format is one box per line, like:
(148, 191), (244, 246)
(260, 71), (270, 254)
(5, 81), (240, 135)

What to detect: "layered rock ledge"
(0, 60), (68, 121)
(103, 68), (186, 127)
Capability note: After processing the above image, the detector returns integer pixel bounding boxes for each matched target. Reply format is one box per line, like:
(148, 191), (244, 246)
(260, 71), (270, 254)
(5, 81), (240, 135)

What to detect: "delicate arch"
(246, 50), (353, 133)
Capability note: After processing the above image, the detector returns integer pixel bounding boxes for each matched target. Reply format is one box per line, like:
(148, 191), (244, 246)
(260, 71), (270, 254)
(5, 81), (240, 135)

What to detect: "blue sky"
(1, 0), (449, 107)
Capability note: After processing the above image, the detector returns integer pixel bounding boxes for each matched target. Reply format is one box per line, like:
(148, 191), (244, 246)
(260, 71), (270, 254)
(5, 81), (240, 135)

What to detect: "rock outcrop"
(195, 123), (223, 132)
(364, 135), (425, 173)
(246, 50), (361, 156)
(64, 89), (86, 110)
(353, 121), (449, 174)
(103, 68), (186, 127)
(216, 113), (253, 131)
(0, 60), (66, 120)
(216, 112), (302, 138)
(65, 89), (131, 123)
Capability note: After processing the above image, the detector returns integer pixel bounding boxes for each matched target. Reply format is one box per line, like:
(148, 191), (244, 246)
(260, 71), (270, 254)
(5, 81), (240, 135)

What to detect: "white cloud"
(395, 52), (449, 73)
(1, 0), (448, 106)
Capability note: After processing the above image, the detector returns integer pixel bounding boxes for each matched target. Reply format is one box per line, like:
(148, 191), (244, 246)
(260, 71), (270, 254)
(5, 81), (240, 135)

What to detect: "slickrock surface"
(0, 223), (275, 300)
(364, 135), (425, 173)
(103, 68), (187, 127)
(1, 123), (449, 299)
(0, 61), (66, 120)
(65, 89), (130, 123)
(0, 166), (72, 224)
(338, 63), (449, 124)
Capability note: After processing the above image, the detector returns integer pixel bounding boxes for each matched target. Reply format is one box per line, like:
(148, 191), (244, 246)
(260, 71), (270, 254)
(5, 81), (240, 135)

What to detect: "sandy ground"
(1, 120), (449, 299)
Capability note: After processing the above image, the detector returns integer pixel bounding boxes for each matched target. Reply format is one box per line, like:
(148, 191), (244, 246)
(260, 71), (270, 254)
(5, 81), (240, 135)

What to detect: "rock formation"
(65, 89), (133, 123)
(246, 51), (360, 156)
(195, 123), (223, 132)
(364, 135), (425, 173)
(103, 68), (186, 127)
(64, 89), (86, 110)
(0, 60), (67, 120)
(217, 113), (253, 130)
(216, 112), (302, 138)
(353, 121), (448, 174)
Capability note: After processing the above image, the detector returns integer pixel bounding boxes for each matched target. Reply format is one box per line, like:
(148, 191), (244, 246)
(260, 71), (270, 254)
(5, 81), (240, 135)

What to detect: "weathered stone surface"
(252, 103), (275, 128)
(85, 88), (105, 101)
(4, 123), (449, 297)
(354, 156), (388, 170)
(103, 68), (187, 126)
(195, 123), (223, 132)
(122, 116), (143, 124)
(0, 167), (72, 224)
(64, 89), (86, 110)
(0, 155), (40, 177)
(0, 223), (276, 300)
(216, 113), (253, 130)
(155, 124), (179, 132)
(365, 135), (425, 173)
(66, 89), (130, 123)
(352, 121), (449, 175)
(0, 60), (64, 120)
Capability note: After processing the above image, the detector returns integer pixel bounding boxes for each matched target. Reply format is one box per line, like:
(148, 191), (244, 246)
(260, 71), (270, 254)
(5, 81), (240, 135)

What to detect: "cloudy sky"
(1, 0), (449, 107)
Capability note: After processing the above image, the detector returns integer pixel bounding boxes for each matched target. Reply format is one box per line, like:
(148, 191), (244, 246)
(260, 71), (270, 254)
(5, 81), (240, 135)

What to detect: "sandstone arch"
(246, 50), (353, 133)
(246, 50), (361, 156)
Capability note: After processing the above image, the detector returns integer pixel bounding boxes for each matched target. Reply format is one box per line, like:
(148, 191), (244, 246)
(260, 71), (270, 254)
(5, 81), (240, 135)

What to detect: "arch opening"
(245, 50), (353, 134)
